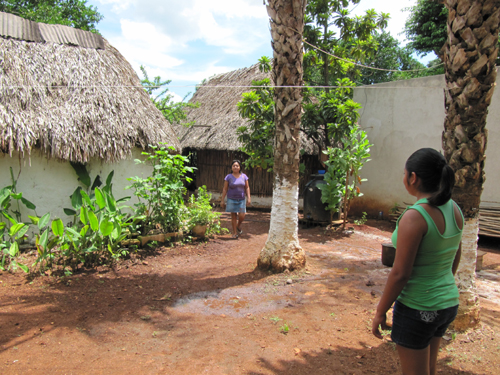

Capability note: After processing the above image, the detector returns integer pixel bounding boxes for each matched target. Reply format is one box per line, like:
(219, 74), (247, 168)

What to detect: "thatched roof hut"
(173, 64), (321, 202)
(174, 64), (317, 154)
(174, 64), (267, 151)
(0, 11), (180, 163)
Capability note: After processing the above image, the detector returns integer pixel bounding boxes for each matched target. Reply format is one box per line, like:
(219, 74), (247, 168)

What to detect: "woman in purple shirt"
(221, 160), (251, 238)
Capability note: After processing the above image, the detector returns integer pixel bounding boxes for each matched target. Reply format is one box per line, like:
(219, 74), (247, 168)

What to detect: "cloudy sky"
(88, 0), (420, 101)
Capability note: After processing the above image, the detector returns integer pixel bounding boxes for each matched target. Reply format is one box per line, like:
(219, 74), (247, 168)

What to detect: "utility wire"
(302, 39), (444, 73)
(0, 84), (445, 89)
(0, 37), (445, 90)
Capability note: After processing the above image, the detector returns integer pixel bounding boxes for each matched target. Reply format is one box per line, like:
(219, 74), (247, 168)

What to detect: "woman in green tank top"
(372, 148), (464, 375)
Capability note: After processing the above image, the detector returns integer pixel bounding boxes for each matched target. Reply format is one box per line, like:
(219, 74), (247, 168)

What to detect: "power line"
(0, 84), (446, 90)
(302, 39), (444, 73)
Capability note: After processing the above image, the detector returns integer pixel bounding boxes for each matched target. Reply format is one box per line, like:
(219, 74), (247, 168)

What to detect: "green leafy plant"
(140, 66), (198, 126)
(0, 167), (38, 223)
(316, 82), (372, 228)
(389, 203), (400, 214)
(279, 323), (289, 334)
(56, 164), (136, 270)
(186, 186), (222, 235)
(127, 144), (195, 234)
(237, 78), (275, 171)
(0, 218), (29, 273)
(0, 168), (37, 272)
(354, 212), (368, 225)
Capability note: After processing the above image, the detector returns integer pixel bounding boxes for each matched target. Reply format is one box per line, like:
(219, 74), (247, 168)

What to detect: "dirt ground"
(1, 211), (499, 375)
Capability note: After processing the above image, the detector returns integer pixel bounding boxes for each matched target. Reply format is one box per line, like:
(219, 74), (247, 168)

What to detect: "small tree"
(127, 145), (195, 234)
(237, 76), (275, 171)
(140, 66), (198, 126)
(315, 80), (371, 228)
(320, 125), (371, 228)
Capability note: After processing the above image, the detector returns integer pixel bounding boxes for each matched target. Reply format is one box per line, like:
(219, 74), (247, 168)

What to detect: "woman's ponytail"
(405, 148), (455, 206)
(428, 164), (455, 206)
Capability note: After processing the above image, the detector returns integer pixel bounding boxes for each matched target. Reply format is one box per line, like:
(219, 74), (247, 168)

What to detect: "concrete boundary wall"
(352, 73), (499, 217)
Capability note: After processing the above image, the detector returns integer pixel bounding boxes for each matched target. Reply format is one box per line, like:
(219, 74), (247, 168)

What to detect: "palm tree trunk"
(442, 0), (500, 330)
(257, 0), (307, 272)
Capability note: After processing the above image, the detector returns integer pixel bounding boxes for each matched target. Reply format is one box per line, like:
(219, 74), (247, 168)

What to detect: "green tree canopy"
(140, 66), (198, 126)
(403, 0), (450, 58)
(238, 2), (389, 170)
(0, 0), (103, 32)
(303, 0), (390, 87)
(359, 31), (442, 85)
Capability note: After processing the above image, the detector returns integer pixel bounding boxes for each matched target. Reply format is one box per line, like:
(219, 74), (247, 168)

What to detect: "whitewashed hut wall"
(0, 148), (152, 227)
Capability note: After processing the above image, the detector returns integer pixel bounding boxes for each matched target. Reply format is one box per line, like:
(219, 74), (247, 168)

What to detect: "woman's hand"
(246, 197), (251, 206)
(221, 200), (226, 208)
(372, 312), (389, 339)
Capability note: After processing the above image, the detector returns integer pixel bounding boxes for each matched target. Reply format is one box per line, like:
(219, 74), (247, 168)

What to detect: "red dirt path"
(1, 212), (499, 374)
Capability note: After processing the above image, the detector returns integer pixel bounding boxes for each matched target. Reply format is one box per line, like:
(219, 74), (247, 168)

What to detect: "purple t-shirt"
(225, 173), (248, 200)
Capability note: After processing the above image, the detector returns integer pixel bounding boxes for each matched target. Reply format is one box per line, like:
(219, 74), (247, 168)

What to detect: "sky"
(88, 0), (424, 102)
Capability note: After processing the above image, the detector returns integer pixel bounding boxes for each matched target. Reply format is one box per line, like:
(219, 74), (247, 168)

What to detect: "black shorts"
(391, 300), (458, 350)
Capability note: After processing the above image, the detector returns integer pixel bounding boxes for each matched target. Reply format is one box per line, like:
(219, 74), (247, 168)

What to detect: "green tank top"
(391, 198), (463, 310)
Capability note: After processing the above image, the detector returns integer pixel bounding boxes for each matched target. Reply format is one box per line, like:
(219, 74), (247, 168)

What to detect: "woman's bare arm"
(245, 180), (251, 205)
(221, 180), (229, 207)
(452, 243), (462, 276)
(372, 209), (427, 339)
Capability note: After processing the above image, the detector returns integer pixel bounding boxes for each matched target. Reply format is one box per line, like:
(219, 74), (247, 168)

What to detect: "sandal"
(237, 228), (243, 235)
(232, 234), (239, 239)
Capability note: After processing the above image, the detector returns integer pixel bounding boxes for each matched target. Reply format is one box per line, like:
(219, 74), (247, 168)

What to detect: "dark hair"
(405, 148), (455, 206)
(231, 160), (242, 172)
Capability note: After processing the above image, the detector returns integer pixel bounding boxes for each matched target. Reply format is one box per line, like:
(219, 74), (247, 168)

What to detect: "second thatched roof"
(173, 64), (317, 155)
(0, 11), (180, 163)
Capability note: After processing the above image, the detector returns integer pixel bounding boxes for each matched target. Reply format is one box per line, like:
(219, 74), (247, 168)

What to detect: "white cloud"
(169, 91), (184, 103)
(180, 0), (268, 54)
(192, 0), (268, 20)
(110, 0), (269, 54)
(107, 20), (184, 74)
(120, 19), (174, 48)
(142, 62), (234, 84)
(96, 0), (134, 12)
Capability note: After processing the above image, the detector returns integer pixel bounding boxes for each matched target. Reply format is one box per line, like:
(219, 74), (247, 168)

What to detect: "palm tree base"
(257, 242), (306, 272)
(452, 291), (481, 332)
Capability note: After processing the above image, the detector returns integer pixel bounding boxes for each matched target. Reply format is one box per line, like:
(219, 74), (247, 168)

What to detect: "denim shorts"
(391, 300), (458, 350)
(226, 198), (246, 213)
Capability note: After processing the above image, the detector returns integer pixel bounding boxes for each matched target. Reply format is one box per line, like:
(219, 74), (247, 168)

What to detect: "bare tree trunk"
(442, 0), (500, 331)
(258, 0), (307, 272)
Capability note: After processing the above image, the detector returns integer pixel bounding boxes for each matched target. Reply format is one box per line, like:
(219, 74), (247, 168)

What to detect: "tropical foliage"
(140, 66), (198, 126)
(1, 145), (222, 275)
(359, 31), (442, 84)
(127, 145), (195, 234)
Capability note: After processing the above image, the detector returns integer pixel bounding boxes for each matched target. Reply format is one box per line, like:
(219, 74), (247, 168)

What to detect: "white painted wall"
(0, 148), (152, 227)
(352, 73), (499, 216)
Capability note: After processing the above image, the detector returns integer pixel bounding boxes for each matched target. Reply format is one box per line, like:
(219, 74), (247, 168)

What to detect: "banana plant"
(61, 167), (135, 268)
(0, 216), (29, 273)
(30, 213), (62, 272)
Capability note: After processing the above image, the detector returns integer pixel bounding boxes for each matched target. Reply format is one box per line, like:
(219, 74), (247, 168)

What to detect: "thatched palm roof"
(0, 11), (180, 163)
(174, 64), (317, 155)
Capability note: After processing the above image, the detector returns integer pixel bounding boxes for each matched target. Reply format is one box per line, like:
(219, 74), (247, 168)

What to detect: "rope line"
(0, 84), (446, 89)
(302, 40), (444, 73)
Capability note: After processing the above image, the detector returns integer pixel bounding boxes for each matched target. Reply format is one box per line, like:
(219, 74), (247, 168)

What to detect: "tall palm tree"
(257, 0), (308, 272)
(442, 0), (500, 330)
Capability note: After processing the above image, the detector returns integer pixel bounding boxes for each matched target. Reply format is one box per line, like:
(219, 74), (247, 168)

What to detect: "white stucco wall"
(352, 73), (499, 216)
(0, 148), (152, 227)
